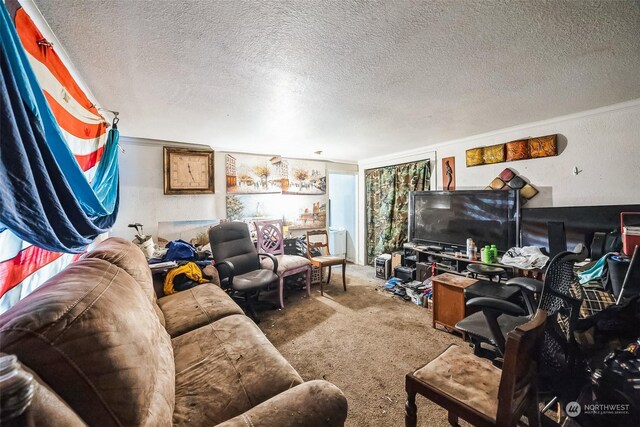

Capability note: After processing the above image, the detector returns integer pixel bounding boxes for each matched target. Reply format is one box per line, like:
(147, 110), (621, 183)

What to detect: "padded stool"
(467, 264), (506, 283)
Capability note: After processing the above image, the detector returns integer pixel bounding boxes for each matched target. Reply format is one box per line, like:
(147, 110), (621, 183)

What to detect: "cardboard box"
(391, 251), (404, 273)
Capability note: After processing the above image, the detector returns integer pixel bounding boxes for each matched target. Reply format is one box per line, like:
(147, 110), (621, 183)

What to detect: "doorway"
(328, 172), (357, 262)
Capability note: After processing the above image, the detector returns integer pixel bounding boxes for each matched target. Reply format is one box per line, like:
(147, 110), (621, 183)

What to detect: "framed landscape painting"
(282, 159), (326, 195)
(225, 153), (282, 194)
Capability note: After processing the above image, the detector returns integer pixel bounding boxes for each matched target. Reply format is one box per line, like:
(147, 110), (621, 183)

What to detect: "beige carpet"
(257, 264), (471, 427)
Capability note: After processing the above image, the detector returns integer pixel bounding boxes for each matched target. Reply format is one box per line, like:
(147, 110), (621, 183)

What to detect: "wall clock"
(163, 147), (215, 195)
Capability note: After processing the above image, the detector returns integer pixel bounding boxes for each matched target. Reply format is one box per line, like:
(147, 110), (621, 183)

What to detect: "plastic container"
(466, 239), (475, 259)
(621, 212), (640, 256)
(469, 243), (478, 261)
(481, 246), (491, 264)
(607, 256), (630, 299)
(0, 355), (35, 423)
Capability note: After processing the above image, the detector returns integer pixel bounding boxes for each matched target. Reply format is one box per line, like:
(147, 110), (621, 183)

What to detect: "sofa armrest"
(216, 380), (347, 427)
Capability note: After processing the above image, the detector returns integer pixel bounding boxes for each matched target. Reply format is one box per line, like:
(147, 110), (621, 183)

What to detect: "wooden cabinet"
(431, 273), (477, 333)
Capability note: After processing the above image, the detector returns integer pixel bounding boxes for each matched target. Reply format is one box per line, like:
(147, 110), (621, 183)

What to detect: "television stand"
(403, 242), (516, 279)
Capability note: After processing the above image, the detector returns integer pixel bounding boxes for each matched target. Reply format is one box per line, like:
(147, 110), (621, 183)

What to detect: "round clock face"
(170, 154), (211, 189)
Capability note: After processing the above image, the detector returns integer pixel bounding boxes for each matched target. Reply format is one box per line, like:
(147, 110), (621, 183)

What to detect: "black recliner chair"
(208, 222), (279, 323)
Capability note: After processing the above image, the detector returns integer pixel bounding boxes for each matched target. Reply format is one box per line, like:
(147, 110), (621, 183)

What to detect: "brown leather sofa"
(0, 238), (347, 426)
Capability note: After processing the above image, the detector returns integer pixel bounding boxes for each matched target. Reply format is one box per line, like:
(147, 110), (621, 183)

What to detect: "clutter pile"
(382, 277), (432, 307)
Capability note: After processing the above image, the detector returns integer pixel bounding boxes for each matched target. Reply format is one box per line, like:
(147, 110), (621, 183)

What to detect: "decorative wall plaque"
(483, 144), (506, 164)
(486, 170), (539, 203)
(465, 147), (484, 167)
(505, 139), (530, 161)
(529, 134), (558, 158)
(442, 156), (456, 191)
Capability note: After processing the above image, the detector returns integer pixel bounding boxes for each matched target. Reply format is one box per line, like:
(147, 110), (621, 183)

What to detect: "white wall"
(356, 99), (640, 264)
(112, 139), (358, 244)
(112, 137), (227, 240)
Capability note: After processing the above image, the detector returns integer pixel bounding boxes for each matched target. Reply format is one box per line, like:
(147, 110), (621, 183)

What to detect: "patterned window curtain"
(365, 160), (430, 265)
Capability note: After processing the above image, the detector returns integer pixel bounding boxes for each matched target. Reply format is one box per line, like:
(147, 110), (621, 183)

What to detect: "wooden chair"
(405, 309), (547, 427)
(305, 229), (347, 296)
(254, 220), (311, 308)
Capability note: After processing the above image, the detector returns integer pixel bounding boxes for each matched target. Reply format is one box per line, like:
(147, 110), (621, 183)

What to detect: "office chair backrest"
(496, 309), (547, 426)
(209, 222), (259, 276)
(539, 244), (587, 316)
(536, 244), (588, 400)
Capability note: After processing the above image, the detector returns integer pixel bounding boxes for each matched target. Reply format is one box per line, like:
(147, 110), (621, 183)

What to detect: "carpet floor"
(257, 264), (471, 427)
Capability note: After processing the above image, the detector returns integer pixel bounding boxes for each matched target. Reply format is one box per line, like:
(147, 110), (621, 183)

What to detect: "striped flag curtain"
(0, 0), (119, 312)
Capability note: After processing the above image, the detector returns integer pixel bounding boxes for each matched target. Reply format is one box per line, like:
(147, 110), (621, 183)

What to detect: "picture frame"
(163, 147), (215, 195)
(441, 156), (456, 191)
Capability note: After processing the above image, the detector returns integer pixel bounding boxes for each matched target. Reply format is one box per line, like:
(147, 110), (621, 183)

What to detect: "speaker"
(547, 221), (567, 257)
(590, 232), (607, 260)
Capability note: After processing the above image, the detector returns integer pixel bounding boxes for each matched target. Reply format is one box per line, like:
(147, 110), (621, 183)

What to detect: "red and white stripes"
(0, 4), (107, 312)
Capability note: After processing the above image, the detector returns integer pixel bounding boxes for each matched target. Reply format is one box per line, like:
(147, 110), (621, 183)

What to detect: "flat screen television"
(408, 190), (519, 252)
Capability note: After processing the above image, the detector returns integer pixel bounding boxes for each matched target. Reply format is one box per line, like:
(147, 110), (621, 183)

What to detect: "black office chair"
(208, 222), (279, 323)
(457, 244), (587, 359)
(458, 244), (589, 408)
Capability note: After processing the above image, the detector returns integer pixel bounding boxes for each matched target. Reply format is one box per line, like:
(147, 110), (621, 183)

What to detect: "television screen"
(409, 190), (518, 251)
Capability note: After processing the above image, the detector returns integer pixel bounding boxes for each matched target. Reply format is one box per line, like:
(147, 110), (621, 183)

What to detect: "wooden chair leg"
(405, 390), (417, 427)
(526, 398), (541, 427)
(278, 276), (285, 309)
(305, 267), (311, 297)
(327, 265), (332, 284)
(319, 266), (324, 296)
(342, 263), (346, 291)
(447, 411), (459, 426)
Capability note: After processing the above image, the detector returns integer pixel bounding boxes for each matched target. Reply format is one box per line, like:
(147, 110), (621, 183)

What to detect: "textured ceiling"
(34, 0), (640, 162)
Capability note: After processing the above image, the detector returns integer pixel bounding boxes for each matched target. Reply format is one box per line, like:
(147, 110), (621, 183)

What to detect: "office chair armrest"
(465, 298), (525, 355)
(506, 277), (542, 315)
(258, 253), (278, 274)
(214, 260), (236, 287)
(466, 297), (527, 317)
(506, 277), (543, 294)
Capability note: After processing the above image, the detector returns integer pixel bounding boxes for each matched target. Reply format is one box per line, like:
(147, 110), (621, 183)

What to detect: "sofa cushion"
(157, 284), (243, 337)
(84, 237), (166, 326)
(261, 254), (311, 274)
(172, 314), (304, 425)
(0, 258), (175, 426)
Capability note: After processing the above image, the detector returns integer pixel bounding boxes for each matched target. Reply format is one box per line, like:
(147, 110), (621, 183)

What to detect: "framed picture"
(163, 147), (215, 195)
(225, 153), (282, 194)
(441, 156), (456, 191)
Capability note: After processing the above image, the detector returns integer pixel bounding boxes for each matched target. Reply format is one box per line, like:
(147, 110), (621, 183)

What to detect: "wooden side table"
(431, 273), (477, 334)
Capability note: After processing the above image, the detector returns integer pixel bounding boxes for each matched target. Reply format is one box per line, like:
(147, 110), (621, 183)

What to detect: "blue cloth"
(578, 253), (615, 284)
(0, 1), (119, 252)
(91, 128), (120, 210)
(164, 240), (198, 261)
